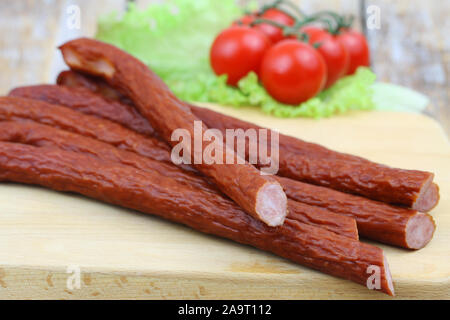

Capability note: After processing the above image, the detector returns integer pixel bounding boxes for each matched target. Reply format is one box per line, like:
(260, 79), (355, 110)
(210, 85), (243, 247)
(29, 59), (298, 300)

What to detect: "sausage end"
(60, 44), (116, 79)
(383, 254), (395, 296)
(413, 183), (440, 212)
(405, 213), (436, 249)
(255, 182), (287, 227)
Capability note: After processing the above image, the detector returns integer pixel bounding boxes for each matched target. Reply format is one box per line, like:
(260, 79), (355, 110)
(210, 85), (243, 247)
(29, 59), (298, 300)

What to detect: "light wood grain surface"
(0, 0), (449, 300)
(0, 107), (449, 299)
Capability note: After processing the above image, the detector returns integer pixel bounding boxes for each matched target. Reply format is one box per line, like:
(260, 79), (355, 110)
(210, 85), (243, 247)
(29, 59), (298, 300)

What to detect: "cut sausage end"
(406, 213), (436, 249)
(383, 254), (395, 296)
(413, 183), (440, 212)
(60, 46), (115, 79)
(255, 183), (287, 227)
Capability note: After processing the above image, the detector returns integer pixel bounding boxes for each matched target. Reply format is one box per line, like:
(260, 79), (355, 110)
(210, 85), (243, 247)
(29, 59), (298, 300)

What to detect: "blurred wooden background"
(0, 0), (448, 136)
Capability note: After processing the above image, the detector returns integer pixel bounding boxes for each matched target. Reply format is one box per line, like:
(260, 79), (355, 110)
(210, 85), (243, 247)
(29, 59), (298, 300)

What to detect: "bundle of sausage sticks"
(1, 38), (440, 296)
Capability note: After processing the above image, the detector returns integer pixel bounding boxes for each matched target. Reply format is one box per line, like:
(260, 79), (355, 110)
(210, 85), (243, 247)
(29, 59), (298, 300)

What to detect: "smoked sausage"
(0, 120), (358, 239)
(51, 70), (439, 212)
(277, 177), (435, 249)
(1, 95), (436, 249)
(0, 141), (394, 295)
(59, 38), (288, 227)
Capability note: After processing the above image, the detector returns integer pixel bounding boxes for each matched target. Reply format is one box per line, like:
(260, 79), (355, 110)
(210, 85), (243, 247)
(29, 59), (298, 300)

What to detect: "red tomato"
(231, 13), (256, 27)
(301, 26), (349, 88)
(337, 29), (370, 75)
(255, 9), (295, 43)
(260, 39), (327, 105)
(210, 26), (272, 86)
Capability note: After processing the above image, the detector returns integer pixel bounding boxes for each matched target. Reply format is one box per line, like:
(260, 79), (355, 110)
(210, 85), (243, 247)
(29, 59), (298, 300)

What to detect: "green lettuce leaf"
(96, 0), (376, 118)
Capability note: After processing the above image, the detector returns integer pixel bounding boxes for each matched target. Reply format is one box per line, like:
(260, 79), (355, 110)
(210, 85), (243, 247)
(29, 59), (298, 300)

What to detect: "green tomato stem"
(250, 18), (310, 42)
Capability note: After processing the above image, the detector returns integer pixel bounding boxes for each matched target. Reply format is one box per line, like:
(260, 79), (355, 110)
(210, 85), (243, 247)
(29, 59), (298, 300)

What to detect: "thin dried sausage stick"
(190, 107), (439, 212)
(4, 92), (436, 249)
(278, 177), (435, 249)
(0, 141), (394, 295)
(12, 80), (155, 137)
(0, 120), (358, 239)
(12, 82), (154, 135)
(188, 106), (438, 212)
(52, 72), (440, 212)
(0, 96), (194, 173)
(279, 152), (435, 209)
(57, 70), (134, 105)
(59, 38), (288, 227)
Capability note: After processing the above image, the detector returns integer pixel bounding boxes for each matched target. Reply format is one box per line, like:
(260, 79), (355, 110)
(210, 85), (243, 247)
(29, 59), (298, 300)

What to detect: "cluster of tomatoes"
(210, 5), (370, 105)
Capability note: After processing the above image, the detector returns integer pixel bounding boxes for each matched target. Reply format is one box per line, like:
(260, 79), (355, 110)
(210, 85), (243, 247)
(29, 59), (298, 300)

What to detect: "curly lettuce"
(96, 0), (377, 118)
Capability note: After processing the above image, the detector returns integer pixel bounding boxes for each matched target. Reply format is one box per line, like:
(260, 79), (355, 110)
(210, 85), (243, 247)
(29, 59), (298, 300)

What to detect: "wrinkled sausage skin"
(278, 177), (435, 249)
(0, 120), (358, 239)
(59, 38), (288, 227)
(52, 71), (440, 211)
(0, 141), (393, 295)
(8, 86), (436, 249)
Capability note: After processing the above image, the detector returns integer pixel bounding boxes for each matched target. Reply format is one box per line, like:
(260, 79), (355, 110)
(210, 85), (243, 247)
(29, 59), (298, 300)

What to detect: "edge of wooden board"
(1, 265), (449, 299)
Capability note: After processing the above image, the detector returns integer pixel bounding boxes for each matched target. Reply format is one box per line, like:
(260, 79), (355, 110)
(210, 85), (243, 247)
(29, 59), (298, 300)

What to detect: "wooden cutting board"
(0, 106), (449, 299)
